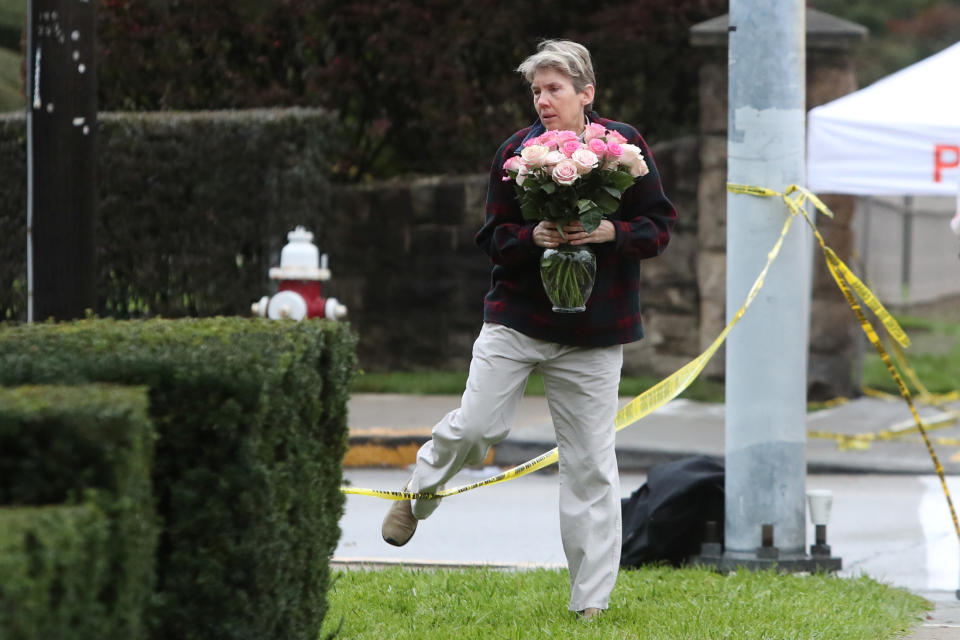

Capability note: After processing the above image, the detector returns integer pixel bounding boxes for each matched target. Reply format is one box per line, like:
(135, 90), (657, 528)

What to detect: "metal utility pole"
(26, 0), (97, 322)
(720, 0), (824, 569)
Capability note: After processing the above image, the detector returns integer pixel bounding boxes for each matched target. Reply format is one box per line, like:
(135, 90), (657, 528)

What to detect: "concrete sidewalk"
(346, 393), (960, 474)
(911, 592), (960, 639)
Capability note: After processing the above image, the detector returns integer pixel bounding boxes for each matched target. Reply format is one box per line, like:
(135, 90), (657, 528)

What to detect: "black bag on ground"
(620, 455), (724, 568)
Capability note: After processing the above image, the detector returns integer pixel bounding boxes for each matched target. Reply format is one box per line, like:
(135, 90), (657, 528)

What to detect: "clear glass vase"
(540, 244), (597, 313)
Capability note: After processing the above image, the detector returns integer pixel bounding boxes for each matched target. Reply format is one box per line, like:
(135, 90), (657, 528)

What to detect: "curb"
(344, 434), (960, 475)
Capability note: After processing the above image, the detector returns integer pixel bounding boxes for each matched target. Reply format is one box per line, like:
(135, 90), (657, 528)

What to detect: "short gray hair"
(516, 39), (596, 99)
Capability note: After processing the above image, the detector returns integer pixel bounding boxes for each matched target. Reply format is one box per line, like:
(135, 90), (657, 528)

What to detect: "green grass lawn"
(318, 566), (928, 640)
(0, 0), (24, 34)
(863, 314), (960, 397)
(354, 311), (960, 406)
(0, 45), (23, 112)
(351, 369), (726, 403)
(0, 0), (26, 111)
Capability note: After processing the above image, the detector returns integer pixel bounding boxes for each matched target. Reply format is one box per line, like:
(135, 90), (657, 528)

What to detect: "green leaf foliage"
(0, 318), (358, 640)
(609, 170), (636, 192)
(92, 0), (730, 179)
(519, 197), (541, 222)
(810, 0), (960, 86)
(593, 188), (622, 214)
(0, 385), (156, 640)
(513, 164), (635, 232)
(0, 505), (112, 640)
(603, 185), (625, 200)
(580, 208), (604, 234)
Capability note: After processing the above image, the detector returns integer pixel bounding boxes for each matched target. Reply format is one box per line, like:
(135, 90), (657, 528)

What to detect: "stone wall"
(625, 136), (701, 377)
(325, 175), (490, 372)
(691, 10), (868, 398)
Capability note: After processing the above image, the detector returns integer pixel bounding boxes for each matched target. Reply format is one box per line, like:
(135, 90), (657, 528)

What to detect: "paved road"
(346, 395), (960, 474)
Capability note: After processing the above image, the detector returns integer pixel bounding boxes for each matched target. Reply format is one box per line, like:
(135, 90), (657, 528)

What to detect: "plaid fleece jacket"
(475, 112), (677, 347)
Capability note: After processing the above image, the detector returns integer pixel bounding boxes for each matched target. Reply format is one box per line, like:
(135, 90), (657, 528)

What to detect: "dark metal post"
(901, 196), (913, 303)
(26, 0), (97, 322)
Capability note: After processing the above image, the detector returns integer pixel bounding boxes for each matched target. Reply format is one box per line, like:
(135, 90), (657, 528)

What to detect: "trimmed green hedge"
(0, 384), (156, 640)
(0, 505), (111, 640)
(0, 108), (337, 322)
(0, 317), (356, 640)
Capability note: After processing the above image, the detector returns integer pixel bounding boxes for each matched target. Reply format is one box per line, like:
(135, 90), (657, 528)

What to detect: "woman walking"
(381, 39), (676, 619)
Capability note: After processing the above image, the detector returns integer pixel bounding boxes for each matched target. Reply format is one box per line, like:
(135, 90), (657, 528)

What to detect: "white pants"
(409, 323), (623, 611)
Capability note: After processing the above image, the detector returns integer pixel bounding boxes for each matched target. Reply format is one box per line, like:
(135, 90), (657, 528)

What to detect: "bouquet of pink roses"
(502, 123), (649, 312)
(503, 123), (649, 239)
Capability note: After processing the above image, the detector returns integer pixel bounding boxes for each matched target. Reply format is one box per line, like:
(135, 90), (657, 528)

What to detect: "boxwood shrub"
(0, 384), (156, 640)
(0, 505), (111, 640)
(0, 317), (357, 640)
(0, 108), (336, 322)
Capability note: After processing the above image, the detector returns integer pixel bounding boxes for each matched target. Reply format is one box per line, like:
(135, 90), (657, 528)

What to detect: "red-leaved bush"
(96, 0), (726, 179)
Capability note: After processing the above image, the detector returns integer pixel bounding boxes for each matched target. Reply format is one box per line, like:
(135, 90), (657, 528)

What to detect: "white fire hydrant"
(251, 226), (348, 321)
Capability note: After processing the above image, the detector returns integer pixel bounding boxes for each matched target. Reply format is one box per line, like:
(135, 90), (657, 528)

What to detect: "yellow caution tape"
(729, 183), (910, 348)
(818, 397), (850, 409)
(810, 339), (960, 450)
(862, 384), (960, 405)
(731, 183), (960, 542)
(342, 210), (798, 501)
(808, 412), (960, 451)
(345, 178), (960, 552)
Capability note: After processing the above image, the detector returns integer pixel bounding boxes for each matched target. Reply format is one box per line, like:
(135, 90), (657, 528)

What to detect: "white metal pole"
(724, 0), (813, 560)
(26, 0), (34, 324)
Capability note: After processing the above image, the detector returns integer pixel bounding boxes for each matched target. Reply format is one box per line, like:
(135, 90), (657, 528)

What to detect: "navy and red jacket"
(475, 111), (677, 347)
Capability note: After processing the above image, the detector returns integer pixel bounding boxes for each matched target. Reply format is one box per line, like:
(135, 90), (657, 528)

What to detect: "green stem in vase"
(541, 246), (595, 311)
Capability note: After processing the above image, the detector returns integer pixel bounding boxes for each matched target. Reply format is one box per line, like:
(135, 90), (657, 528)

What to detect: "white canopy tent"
(808, 41), (960, 197)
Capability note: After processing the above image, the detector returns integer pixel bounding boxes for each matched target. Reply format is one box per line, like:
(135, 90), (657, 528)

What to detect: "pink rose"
(587, 138), (607, 157)
(560, 139), (583, 157)
(584, 122), (606, 142)
(551, 159), (579, 186)
(503, 155), (525, 173)
(520, 144), (550, 167)
(537, 130), (560, 149)
(556, 130), (579, 143)
(570, 148), (599, 174)
(605, 129), (627, 144)
(603, 142), (623, 169)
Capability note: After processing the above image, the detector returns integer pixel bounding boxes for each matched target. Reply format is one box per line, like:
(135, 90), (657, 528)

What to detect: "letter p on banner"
(934, 144), (960, 182)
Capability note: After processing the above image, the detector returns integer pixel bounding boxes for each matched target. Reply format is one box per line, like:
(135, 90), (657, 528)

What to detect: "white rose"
(629, 156), (649, 177)
(570, 148), (599, 175)
(544, 150), (566, 168)
(618, 143), (649, 177)
(516, 164), (530, 186)
(520, 144), (550, 167)
(618, 143), (641, 166)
